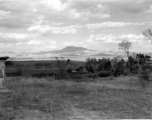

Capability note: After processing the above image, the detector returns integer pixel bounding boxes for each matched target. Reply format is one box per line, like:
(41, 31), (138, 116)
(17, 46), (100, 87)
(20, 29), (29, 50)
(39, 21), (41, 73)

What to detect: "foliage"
(118, 39), (132, 58)
(55, 57), (71, 79)
(85, 58), (96, 73)
(98, 71), (111, 77)
(85, 58), (112, 73)
(136, 54), (151, 65)
(98, 59), (111, 71)
(143, 27), (152, 41)
(118, 39), (132, 72)
(139, 63), (152, 81)
(112, 59), (126, 77)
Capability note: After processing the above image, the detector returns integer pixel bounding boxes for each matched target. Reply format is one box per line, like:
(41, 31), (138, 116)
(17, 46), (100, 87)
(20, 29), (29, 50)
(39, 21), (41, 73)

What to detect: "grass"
(0, 76), (152, 119)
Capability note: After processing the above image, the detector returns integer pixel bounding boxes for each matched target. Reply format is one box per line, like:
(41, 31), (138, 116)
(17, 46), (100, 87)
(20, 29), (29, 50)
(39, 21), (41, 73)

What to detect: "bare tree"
(118, 39), (132, 59)
(118, 39), (132, 73)
(143, 27), (152, 41)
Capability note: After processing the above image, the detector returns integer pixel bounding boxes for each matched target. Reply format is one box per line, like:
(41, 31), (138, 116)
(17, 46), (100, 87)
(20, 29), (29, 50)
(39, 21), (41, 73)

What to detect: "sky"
(0, 0), (152, 53)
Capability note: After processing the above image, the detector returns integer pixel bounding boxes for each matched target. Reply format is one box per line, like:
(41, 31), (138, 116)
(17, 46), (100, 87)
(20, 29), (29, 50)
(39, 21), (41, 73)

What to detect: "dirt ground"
(0, 76), (152, 120)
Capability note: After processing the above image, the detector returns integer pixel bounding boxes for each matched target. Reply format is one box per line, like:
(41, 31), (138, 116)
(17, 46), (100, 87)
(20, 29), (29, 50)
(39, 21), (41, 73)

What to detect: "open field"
(0, 76), (152, 120)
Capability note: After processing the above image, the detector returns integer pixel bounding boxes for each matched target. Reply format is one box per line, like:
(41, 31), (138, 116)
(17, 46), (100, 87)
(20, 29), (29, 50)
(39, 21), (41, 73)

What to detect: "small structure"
(0, 60), (5, 89)
(0, 57), (8, 89)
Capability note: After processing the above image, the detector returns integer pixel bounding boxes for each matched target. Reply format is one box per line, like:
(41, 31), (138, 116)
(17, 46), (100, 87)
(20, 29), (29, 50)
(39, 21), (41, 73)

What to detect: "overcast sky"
(0, 0), (152, 53)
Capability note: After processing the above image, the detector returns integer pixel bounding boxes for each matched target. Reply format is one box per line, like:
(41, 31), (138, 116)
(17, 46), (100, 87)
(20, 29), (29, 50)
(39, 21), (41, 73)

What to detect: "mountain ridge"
(33, 46), (97, 55)
(1, 46), (152, 59)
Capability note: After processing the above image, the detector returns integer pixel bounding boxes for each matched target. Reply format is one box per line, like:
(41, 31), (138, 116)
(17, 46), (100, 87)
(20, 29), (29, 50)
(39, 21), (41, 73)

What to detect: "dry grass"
(0, 76), (152, 119)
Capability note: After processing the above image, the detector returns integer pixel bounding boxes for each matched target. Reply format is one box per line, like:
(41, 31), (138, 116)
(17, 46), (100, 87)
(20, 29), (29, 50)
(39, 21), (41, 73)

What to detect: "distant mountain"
(52, 46), (94, 53)
(3, 46), (152, 60)
(93, 53), (115, 56)
(32, 46), (99, 57)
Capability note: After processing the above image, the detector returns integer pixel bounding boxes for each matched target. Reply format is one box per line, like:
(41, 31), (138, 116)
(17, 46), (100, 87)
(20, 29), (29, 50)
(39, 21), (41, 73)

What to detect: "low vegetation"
(0, 76), (152, 119)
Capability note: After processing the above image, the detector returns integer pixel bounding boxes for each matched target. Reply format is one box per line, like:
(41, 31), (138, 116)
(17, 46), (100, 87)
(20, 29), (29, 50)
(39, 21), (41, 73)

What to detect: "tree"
(85, 58), (97, 73)
(143, 27), (152, 41)
(55, 57), (70, 79)
(118, 39), (132, 59)
(136, 54), (151, 65)
(118, 39), (132, 73)
(66, 59), (71, 65)
(112, 59), (126, 77)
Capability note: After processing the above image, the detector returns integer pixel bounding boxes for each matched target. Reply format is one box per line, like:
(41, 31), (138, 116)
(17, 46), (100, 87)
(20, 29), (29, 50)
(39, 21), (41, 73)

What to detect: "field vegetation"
(0, 76), (152, 119)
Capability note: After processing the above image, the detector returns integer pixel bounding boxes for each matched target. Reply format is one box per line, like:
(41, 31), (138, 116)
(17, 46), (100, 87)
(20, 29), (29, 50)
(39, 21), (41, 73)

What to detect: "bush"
(70, 74), (83, 79)
(98, 71), (111, 77)
(6, 69), (22, 77)
(88, 73), (98, 79)
(139, 64), (152, 81)
(139, 72), (149, 81)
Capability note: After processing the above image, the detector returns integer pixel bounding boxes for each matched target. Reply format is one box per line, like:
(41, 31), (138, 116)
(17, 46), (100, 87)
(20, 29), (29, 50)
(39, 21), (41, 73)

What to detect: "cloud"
(63, 42), (75, 46)
(28, 25), (82, 35)
(0, 0), (81, 29)
(86, 22), (145, 29)
(119, 0), (152, 14)
(87, 34), (145, 44)
(80, 12), (110, 20)
(99, 0), (152, 14)
(0, 0), (109, 29)
(0, 32), (29, 40)
(27, 40), (41, 45)
(146, 5), (152, 13)
(39, 0), (68, 12)
(13, 39), (57, 52)
(62, 33), (147, 49)
(0, 31), (37, 47)
(69, 1), (110, 20)
(27, 39), (56, 46)
(117, 34), (145, 43)
(0, 1), (36, 28)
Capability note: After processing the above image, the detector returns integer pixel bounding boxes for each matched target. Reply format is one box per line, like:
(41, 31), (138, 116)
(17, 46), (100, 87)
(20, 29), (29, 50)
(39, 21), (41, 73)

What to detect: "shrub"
(139, 72), (149, 81)
(6, 69), (22, 77)
(70, 74), (83, 79)
(88, 73), (98, 79)
(139, 64), (152, 81)
(98, 71), (111, 77)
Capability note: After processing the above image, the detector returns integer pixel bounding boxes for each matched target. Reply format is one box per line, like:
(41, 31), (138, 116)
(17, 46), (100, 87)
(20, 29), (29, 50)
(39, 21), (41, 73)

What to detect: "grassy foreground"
(0, 76), (152, 119)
